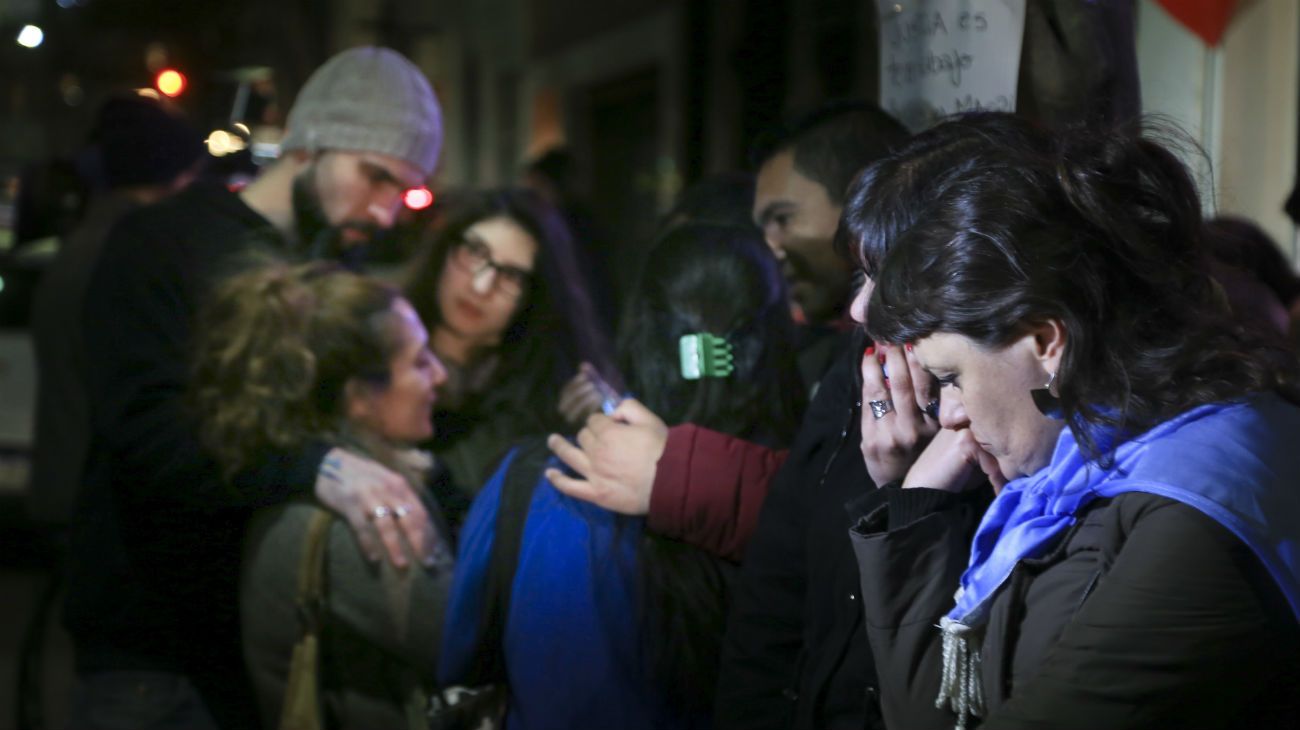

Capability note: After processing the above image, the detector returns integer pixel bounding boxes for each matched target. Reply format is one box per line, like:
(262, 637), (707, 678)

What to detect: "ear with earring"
(1031, 371), (1063, 419)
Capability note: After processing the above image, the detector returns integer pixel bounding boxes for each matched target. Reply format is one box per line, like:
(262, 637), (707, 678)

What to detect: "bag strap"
(462, 436), (552, 686)
(298, 510), (334, 609)
(279, 509), (335, 730)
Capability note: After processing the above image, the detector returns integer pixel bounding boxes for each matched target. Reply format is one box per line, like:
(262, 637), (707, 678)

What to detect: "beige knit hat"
(280, 46), (443, 177)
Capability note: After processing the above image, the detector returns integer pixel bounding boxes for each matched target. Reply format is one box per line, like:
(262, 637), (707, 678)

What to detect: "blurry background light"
(155, 69), (186, 97)
(16, 25), (44, 49)
(404, 187), (434, 210)
(206, 129), (247, 157)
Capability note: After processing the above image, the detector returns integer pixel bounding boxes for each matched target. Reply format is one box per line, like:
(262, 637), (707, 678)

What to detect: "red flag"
(1156, 0), (1241, 47)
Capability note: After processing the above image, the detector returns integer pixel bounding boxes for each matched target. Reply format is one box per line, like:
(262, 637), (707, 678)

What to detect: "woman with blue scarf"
(841, 114), (1300, 730)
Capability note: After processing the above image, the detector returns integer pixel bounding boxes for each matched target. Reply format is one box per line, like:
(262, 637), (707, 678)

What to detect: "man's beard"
(291, 166), (374, 269)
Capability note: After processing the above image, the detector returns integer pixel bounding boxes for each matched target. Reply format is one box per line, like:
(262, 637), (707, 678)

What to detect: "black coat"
(850, 487), (1300, 729)
(714, 329), (886, 730)
(64, 183), (327, 729)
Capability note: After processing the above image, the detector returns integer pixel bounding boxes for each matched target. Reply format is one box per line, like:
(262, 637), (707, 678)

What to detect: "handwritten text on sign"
(876, 0), (1026, 131)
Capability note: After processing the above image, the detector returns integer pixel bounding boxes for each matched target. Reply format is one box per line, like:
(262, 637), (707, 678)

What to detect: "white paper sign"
(877, 0), (1027, 131)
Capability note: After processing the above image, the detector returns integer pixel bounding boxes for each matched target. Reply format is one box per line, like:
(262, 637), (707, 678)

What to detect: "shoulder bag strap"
(279, 509), (334, 730)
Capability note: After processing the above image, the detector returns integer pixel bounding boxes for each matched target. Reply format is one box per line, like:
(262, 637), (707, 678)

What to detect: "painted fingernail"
(864, 346), (875, 357)
(877, 354), (887, 365)
(905, 342), (914, 353)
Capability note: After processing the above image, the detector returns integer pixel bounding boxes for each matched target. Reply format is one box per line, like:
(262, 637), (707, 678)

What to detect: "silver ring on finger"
(869, 399), (895, 420)
(923, 399), (940, 420)
(369, 505), (392, 521)
(392, 504), (410, 519)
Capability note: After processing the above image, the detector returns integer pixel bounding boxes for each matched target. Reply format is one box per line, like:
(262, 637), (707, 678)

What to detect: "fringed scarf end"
(936, 616), (985, 730)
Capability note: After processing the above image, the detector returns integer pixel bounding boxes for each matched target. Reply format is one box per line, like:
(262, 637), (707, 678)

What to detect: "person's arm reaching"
(646, 424), (786, 561)
(546, 398), (782, 560)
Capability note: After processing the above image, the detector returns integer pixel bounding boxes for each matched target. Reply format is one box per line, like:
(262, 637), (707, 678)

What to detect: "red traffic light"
(404, 187), (434, 210)
(156, 69), (186, 97)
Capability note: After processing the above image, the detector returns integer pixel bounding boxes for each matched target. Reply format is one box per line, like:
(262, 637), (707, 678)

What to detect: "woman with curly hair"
(191, 261), (453, 730)
(404, 188), (618, 495)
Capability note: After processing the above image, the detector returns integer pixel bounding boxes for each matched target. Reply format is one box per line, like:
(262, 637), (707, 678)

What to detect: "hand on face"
(859, 342), (942, 485)
(544, 398), (669, 515)
(913, 330), (1067, 484)
(899, 426), (1006, 493)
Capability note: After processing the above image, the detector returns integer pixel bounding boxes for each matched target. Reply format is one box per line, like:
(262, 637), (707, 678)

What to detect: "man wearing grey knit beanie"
(66, 47), (445, 730)
(246, 45), (443, 258)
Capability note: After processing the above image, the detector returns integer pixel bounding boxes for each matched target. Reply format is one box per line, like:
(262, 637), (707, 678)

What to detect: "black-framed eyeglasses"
(449, 238), (533, 298)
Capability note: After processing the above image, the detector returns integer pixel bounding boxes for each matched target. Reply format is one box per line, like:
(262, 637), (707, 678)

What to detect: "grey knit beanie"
(280, 46), (443, 177)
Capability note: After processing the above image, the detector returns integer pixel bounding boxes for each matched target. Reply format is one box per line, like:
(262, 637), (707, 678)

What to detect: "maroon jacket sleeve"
(646, 424), (788, 562)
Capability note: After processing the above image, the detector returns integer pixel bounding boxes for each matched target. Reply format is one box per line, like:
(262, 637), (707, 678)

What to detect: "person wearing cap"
(64, 47), (444, 729)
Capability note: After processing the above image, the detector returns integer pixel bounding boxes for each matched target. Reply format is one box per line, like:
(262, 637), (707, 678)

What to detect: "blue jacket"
(440, 449), (706, 729)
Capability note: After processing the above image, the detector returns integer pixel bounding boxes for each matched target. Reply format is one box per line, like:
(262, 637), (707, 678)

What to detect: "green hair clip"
(679, 333), (734, 380)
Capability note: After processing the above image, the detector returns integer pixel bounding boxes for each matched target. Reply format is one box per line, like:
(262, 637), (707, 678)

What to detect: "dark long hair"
(620, 223), (803, 713)
(404, 188), (617, 423)
(848, 113), (1300, 460)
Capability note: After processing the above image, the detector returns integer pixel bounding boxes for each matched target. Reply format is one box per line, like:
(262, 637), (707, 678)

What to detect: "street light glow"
(206, 129), (247, 157)
(156, 69), (186, 97)
(17, 25), (44, 49)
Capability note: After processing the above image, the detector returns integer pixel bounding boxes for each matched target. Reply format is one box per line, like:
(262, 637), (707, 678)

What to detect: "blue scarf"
(949, 394), (1300, 626)
(935, 395), (1300, 728)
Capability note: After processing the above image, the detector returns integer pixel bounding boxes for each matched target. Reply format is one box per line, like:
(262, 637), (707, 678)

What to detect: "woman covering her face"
(404, 188), (617, 497)
(843, 114), (1300, 729)
(191, 262), (455, 730)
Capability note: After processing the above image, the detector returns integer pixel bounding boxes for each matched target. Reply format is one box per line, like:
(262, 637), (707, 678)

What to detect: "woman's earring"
(1031, 371), (1063, 419)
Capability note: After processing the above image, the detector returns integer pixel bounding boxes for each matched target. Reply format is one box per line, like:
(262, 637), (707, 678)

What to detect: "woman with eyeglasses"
(404, 188), (617, 500)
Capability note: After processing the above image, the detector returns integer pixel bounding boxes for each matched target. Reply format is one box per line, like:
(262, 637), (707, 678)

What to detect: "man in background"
(750, 102), (907, 386)
(549, 102), (911, 730)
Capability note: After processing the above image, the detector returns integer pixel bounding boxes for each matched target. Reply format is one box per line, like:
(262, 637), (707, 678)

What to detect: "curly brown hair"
(191, 262), (404, 477)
